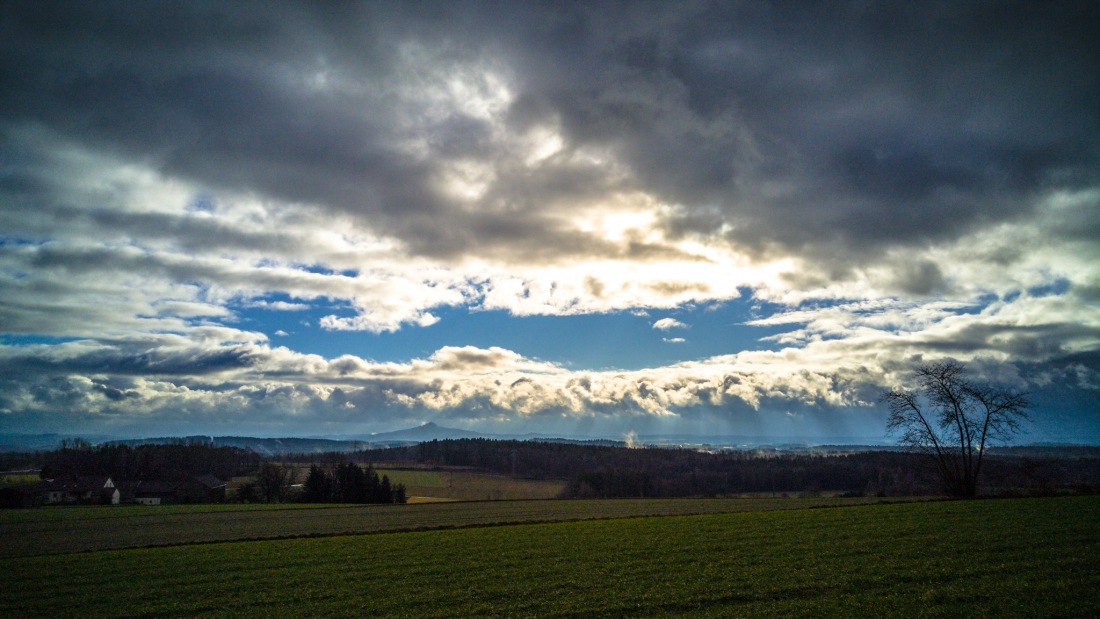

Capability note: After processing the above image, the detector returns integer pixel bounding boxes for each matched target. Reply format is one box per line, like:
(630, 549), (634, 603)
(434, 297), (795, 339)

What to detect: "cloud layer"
(1, 2), (1097, 438)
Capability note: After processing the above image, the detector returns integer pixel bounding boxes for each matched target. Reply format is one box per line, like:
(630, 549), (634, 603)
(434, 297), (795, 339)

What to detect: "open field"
(0, 501), (337, 525)
(0, 472), (39, 485)
(1, 496), (1096, 617)
(0, 496), (887, 558)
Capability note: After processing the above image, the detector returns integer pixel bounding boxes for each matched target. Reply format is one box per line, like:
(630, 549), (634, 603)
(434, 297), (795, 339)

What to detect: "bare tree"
(256, 462), (295, 503)
(882, 360), (1029, 497)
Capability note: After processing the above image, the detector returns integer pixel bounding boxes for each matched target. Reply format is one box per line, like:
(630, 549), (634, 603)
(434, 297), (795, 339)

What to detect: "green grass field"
(0, 501), (335, 525)
(1, 496), (1097, 617)
(0, 496), (885, 558)
(0, 472), (39, 485)
(376, 467), (449, 487)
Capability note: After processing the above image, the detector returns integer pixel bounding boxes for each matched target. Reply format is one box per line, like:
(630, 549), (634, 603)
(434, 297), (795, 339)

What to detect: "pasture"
(1, 496), (1097, 617)
(0, 496), (883, 558)
(0, 472), (39, 485)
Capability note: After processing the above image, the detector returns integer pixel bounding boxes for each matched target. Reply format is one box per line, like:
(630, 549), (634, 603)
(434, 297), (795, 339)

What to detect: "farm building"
(40, 476), (119, 505)
(194, 474), (227, 502)
(132, 480), (179, 505)
(13, 474), (228, 507)
(131, 475), (227, 505)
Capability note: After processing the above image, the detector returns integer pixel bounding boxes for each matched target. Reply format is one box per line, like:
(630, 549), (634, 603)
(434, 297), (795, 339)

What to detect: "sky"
(1, 2), (1098, 442)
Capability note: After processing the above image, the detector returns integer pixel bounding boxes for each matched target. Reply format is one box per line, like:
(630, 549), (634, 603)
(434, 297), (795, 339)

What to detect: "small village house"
(41, 476), (119, 505)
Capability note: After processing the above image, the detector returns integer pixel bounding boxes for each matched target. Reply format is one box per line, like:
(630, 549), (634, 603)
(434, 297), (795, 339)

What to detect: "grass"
(1, 496), (1096, 617)
(0, 501), (335, 524)
(375, 468), (448, 487)
(0, 496), (887, 558)
(0, 472), (40, 485)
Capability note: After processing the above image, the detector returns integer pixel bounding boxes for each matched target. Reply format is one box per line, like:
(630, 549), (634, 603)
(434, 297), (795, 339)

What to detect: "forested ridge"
(28, 441), (262, 482)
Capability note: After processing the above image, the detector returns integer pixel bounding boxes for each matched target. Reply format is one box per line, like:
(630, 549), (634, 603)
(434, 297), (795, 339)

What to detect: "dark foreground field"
(2, 496), (1097, 617)
(0, 496), (884, 558)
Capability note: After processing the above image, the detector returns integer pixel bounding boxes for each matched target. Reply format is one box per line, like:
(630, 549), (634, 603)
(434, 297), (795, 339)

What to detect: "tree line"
(210, 460), (407, 505)
(354, 438), (1100, 498)
(370, 439), (939, 497)
(2, 442), (409, 505)
(29, 440), (262, 482)
(300, 461), (406, 504)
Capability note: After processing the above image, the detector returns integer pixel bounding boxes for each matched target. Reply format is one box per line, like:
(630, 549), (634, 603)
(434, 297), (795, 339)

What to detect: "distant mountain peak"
(368, 422), (480, 441)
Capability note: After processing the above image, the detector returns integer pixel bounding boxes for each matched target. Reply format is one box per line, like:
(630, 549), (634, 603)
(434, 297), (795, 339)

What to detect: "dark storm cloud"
(493, 1), (1098, 259)
(0, 340), (260, 377)
(4, 1), (1095, 264)
(672, 3), (1097, 258)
